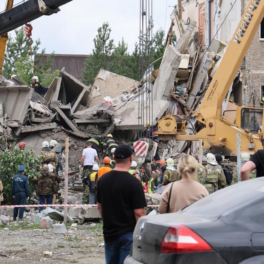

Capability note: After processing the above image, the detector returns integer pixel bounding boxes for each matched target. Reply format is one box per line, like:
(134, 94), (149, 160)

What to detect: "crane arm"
(198, 0), (264, 123)
(0, 0), (14, 75)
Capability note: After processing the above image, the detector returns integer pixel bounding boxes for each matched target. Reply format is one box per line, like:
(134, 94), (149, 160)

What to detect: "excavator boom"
(158, 0), (264, 156)
(0, 0), (72, 36)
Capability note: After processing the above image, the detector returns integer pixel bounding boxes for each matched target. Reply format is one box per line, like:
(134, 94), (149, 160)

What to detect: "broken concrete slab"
(44, 77), (61, 103)
(73, 103), (115, 120)
(0, 85), (33, 124)
(20, 123), (57, 133)
(60, 68), (90, 111)
(187, 52), (212, 108)
(40, 216), (53, 229)
(68, 207), (101, 224)
(114, 100), (169, 130)
(152, 46), (182, 101)
(89, 69), (139, 107)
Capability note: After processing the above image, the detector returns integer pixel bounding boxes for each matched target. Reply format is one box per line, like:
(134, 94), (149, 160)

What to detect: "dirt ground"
(0, 222), (105, 264)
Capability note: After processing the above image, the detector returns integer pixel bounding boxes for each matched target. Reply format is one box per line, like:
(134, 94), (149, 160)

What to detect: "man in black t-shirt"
(97, 145), (146, 264)
(241, 150), (264, 180)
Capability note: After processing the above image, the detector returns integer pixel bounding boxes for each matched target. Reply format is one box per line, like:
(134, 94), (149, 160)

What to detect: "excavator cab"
(235, 106), (263, 134)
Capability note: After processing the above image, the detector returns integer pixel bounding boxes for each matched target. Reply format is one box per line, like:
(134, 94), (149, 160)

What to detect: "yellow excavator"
(157, 0), (264, 157)
(0, 0), (72, 75)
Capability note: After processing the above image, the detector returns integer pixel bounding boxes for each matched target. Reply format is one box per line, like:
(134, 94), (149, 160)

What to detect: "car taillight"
(161, 225), (212, 253)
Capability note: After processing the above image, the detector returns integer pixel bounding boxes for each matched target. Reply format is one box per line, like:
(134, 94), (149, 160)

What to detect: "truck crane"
(157, 0), (264, 157)
(0, 0), (72, 74)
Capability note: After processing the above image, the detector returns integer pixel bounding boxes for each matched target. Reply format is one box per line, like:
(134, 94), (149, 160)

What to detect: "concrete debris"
(0, 215), (10, 225)
(68, 207), (101, 224)
(40, 216), (53, 229)
(53, 223), (67, 234)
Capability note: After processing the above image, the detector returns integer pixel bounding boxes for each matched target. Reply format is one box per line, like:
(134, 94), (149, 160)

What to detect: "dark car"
(125, 178), (264, 264)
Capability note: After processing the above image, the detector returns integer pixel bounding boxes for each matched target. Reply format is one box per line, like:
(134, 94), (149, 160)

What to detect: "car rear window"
(182, 178), (264, 218)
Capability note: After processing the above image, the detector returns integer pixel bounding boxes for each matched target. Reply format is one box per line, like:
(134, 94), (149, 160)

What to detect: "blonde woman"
(159, 155), (209, 214)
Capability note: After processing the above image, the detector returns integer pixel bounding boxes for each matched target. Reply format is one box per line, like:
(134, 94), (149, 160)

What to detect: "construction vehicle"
(0, 0), (72, 74)
(156, 0), (264, 157)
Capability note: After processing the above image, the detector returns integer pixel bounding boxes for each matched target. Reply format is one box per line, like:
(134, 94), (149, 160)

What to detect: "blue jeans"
(13, 192), (27, 220)
(89, 191), (96, 204)
(105, 232), (133, 264)
(39, 195), (53, 212)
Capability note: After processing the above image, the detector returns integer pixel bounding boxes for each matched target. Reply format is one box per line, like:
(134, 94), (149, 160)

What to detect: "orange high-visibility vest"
(98, 166), (112, 180)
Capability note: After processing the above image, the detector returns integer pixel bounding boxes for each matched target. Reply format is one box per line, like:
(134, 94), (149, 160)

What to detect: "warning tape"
(0, 204), (159, 209)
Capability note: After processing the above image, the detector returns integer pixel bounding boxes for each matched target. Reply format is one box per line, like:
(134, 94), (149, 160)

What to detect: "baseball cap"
(114, 145), (133, 159)
(18, 164), (25, 171)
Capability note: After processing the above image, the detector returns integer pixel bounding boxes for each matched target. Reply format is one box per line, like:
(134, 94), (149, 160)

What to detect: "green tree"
(3, 27), (57, 86)
(83, 22), (115, 85)
(0, 148), (41, 204)
(152, 30), (165, 69)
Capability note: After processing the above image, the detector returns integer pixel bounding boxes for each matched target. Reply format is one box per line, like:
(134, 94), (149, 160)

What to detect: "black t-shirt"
(97, 170), (146, 242)
(250, 150), (264, 177)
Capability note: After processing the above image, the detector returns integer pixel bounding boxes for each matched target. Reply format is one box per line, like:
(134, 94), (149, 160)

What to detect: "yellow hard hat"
(107, 134), (113, 138)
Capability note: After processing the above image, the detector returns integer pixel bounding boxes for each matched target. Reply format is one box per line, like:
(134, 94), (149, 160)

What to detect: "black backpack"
(221, 164), (233, 185)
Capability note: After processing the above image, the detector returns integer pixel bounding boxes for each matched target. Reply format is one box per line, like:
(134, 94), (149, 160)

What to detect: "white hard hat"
(32, 76), (39, 82)
(241, 152), (250, 162)
(166, 158), (174, 166)
(111, 148), (116, 154)
(48, 164), (53, 173)
(131, 161), (137, 167)
(206, 153), (217, 165)
(92, 163), (99, 171)
(50, 140), (58, 147)
(42, 141), (49, 148)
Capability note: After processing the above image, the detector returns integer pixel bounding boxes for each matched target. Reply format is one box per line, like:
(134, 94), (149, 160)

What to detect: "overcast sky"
(6, 0), (176, 55)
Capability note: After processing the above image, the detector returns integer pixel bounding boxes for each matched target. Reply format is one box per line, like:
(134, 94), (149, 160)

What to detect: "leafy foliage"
(3, 27), (58, 86)
(83, 22), (166, 85)
(0, 148), (41, 204)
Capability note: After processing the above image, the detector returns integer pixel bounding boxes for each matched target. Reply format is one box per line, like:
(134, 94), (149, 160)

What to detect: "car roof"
(181, 177), (264, 218)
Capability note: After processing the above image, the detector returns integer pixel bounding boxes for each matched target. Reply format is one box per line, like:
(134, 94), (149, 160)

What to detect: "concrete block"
(89, 69), (139, 107)
(35, 213), (44, 225)
(152, 46), (182, 101)
(114, 100), (169, 130)
(0, 85), (33, 124)
(0, 215), (9, 225)
(187, 52), (212, 108)
(53, 223), (67, 234)
(68, 207), (101, 223)
(40, 216), (53, 229)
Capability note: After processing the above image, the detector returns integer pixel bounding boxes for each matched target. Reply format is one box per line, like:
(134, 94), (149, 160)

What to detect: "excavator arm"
(0, 0), (14, 75)
(0, 0), (72, 74)
(158, 0), (264, 156)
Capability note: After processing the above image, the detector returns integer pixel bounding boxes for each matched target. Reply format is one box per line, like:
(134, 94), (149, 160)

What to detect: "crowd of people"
(1, 131), (263, 264)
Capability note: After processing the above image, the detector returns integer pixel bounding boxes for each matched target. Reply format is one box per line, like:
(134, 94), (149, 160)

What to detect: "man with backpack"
(82, 163), (99, 204)
(215, 154), (233, 185)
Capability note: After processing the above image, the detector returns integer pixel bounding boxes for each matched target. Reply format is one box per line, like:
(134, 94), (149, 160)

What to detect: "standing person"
(98, 157), (112, 180)
(80, 142), (100, 176)
(39, 141), (58, 170)
(87, 137), (103, 158)
(215, 154), (233, 185)
(129, 161), (138, 175)
(159, 155), (209, 214)
(97, 145), (146, 264)
(33, 164), (55, 212)
(204, 153), (226, 193)
(103, 134), (118, 156)
(12, 165), (30, 221)
(162, 158), (180, 185)
(55, 148), (63, 176)
(31, 76), (48, 96)
(82, 163), (99, 204)
(241, 150), (264, 181)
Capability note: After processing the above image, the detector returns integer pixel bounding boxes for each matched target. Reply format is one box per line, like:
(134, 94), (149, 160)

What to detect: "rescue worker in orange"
(98, 157), (112, 180)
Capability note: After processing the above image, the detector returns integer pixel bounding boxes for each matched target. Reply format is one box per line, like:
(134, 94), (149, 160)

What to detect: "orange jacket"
(98, 166), (112, 180)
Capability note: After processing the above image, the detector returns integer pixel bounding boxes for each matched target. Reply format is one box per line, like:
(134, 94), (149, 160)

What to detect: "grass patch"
(68, 260), (78, 263)
(70, 244), (81, 249)
(0, 224), (40, 231)
(5, 243), (23, 248)
(57, 243), (65, 248)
